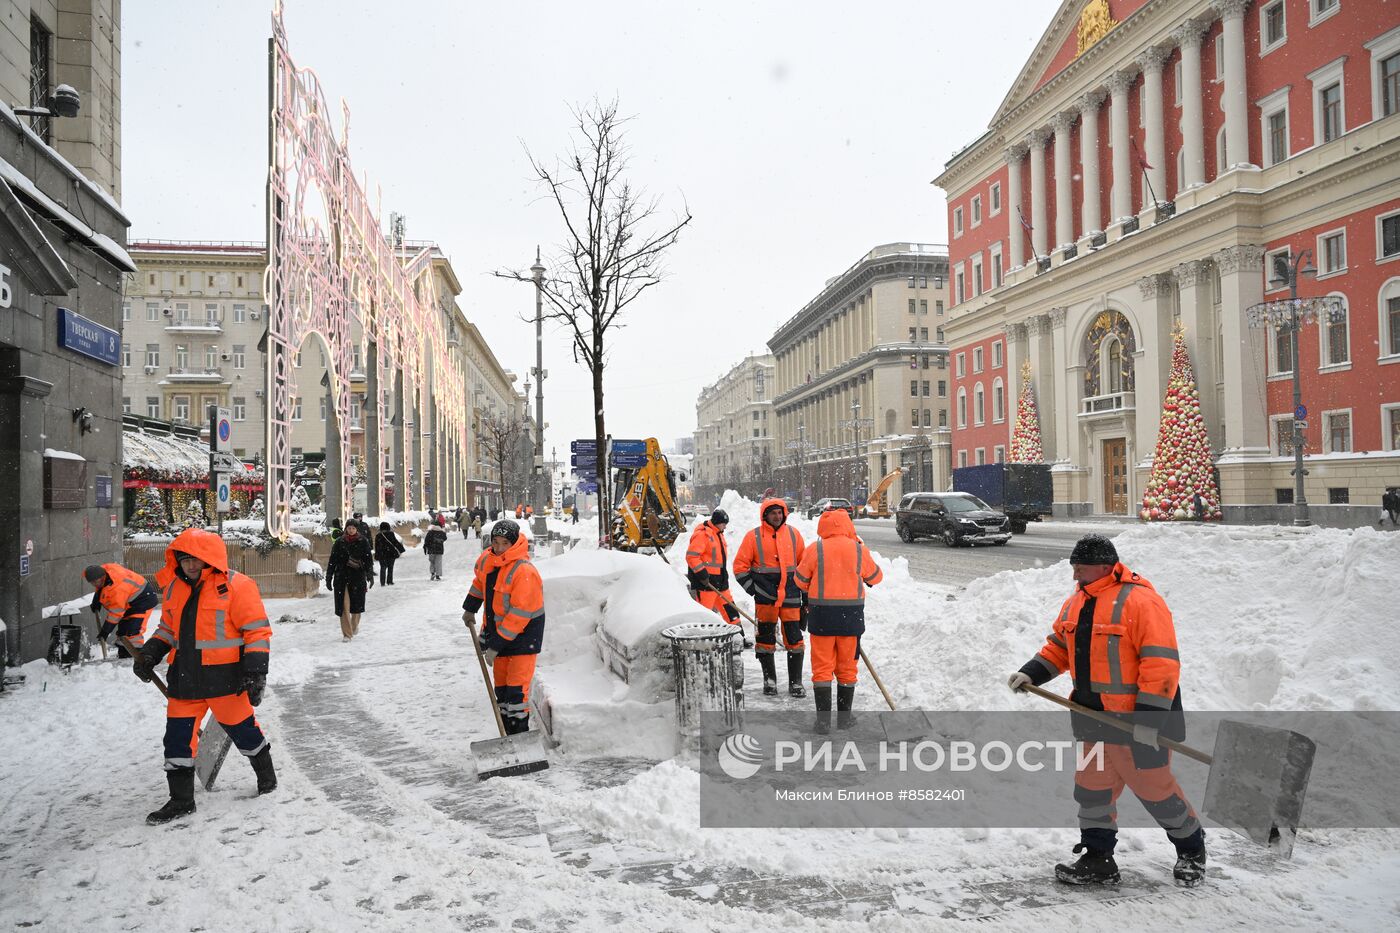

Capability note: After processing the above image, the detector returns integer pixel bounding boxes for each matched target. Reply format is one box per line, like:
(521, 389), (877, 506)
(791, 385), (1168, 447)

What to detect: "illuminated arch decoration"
(264, 2), (467, 538)
(1082, 309), (1136, 398)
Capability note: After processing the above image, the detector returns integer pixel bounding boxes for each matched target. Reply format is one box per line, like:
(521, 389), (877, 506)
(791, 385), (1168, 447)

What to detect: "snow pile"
(296, 558), (325, 579)
(42, 447), (83, 461)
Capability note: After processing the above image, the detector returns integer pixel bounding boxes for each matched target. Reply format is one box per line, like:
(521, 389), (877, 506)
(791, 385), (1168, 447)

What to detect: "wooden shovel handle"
(119, 636), (168, 698)
(858, 647), (899, 712)
(467, 620), (509, 738)
(1019, 683), (1213, 765)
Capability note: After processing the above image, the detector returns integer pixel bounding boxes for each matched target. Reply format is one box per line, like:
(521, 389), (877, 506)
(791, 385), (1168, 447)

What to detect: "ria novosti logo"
(717, 733), (764, 780)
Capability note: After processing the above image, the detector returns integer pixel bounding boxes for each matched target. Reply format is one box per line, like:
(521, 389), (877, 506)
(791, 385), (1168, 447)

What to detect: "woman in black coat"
(326, 522), (374, 640)
(374, 521), (406, 585)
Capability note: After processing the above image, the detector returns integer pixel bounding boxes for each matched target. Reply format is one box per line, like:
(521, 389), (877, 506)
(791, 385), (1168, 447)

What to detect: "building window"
(936, 300), (945, 315)
(175, 345), (188, 370)
(973, 347), (984, 373)
(972, 256), (983, 297)
(990, 182), (1002, 215)
(173, 395), (190, 422)
(233, 304), (246, 323)
(920, 299), (928, 314)
(908, 275), (917, 288)
(1321, 296), (1349, 367)
(939, 409), (948, 428)
(920, 276), (928, 288)
(938, 379), (947, 397)
(1276, 487), (1294, 504)
(993, 378), (1005, 422)
(994, 445), (1006, 463)
(1272, 325), (1294, 375)
(909, 298), (917, 315)
(976, 448), (987, 466)
(233, 345), (246, 369)
(955, 268), (966, 304)
(1378, 211), (1400, 262)
(1261, 1), (1286, 53)
(911, 408), (920, 427)
(911, 380), (920, 398)
(1328, 487), (1349, 504)
(992, 341), (1003, 368)
(957, 388), (967, 428)
(921, 354), (931, 369)
(971, 195), (983, 227)
(176, 302), (190, 322)
(292, 397), (302, 421)
(205, 345), (219, 369)
(1319, 82), (1343, 142)
(1266, 247), (1292, 292)
(146, 397), (160, 418)
(1265, 104), (1289, 166)
(233, 397), (246, 421)
(920, 327), (929, 341)
(909, 326), (918, 342)
(122, 345), (131, 368)
(921, 380), (931, 397)
(1310, 0), (1340, 26)
(1324, 410), (1351, 452)
(122, 301), (131, 322)
(145, 344), (160, 368)
(1275, 416), (1296, 455)
(974, 383), (985, 425)
(958, 450), (969, 468)
(956, 353), (966, 378)
(1318, 230), (1346, 276)
(991, 246), (1004, 288)
(936, 327), (945, 343)
(1216, 126), (1228, 174)
(954, 207), (964, 237)
(1382, 281), (1400, 357)
(1384, 404), (1400, 450)
(205, 303), (219, 322)
(1381, 49), (1400, 118)
(1214, 32), (1225, 80)
(921, 408), (930, 427)
(146, 302), (160, 322)
(28, 16), (52, 143)
(121, 396), (131, 414)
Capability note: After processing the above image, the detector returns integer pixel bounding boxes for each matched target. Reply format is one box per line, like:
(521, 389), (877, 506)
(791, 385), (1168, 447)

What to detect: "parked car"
(895, 492), (1012, 547)
(807, 497), (856, 520)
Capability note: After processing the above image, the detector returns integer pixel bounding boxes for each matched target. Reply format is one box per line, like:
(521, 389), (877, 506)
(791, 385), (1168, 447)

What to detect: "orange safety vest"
(794, 510), (882, 636)
(733, 499), (805, 608)
(464, 535), (546, 655)
(94, 562), (157, 632)
(1027, 563), (1181, 714)
(151, 529), (271, 699)
(685, 521), (729, 586)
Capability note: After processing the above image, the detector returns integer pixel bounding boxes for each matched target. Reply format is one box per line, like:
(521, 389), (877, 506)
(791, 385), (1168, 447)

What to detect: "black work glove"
(325, 575), (334, 591)
(798, 605), (808, 632)
(723, 603), (739, 623)
(132, 641), (166, 683)
(243, 673), (267, 707)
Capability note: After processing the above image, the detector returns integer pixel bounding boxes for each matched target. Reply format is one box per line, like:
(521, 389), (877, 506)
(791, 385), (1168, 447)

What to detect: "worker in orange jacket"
(685, 509), (740, 627)
(794, 509), (882, 732)
(733, 498), (806, 698)
(462, 519), (546, 735)
(132, 528), (276, 825)
(1008, 534), (1206, 889)
(84, 562), (158, 658)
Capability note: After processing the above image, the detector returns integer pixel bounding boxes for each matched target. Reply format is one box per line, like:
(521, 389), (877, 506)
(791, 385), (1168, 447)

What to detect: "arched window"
(1082, 310), (1136, 397)
(1379, 278), (1400, 360)
(1105, 337), (1124, 392)
(957, 388), (967, 428)
(992, 377), (1005, 422)
(974, 383), (985, 425)
(886, 408), (897, 435)
(1320, 292), (1349, 368)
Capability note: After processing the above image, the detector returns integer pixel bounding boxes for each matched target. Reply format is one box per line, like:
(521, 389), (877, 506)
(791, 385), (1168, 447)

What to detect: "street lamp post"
(784, 422), (813, 505)
(840, 398), (875, 504)
(1246, 248), (1347, 528)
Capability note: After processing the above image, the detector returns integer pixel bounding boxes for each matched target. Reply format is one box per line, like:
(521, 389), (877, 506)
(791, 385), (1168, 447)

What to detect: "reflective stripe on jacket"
(733, 498), (805, 608)
(1023, 562), (1182, 715)
(151, 528), (271, 700)
(685, 521), (729, 587)
(793, 510), (882, 637)
(94, 562), (158, 631)
(463, 535), (545, 655)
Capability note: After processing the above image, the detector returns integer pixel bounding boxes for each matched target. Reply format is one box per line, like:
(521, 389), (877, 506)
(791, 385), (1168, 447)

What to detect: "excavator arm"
(611, 438), (687, 551)
(865, 468), (906, 518)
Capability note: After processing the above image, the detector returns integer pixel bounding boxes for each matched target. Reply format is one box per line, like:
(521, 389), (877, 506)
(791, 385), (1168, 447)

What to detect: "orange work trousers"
(694, 586), (739, 624)
(1074, 741), (1204, 852)
(754, 605), (804, 653)
(493, 653), (538, 733)
(809, 635), (859, 686)
(163, 693), (267, 770)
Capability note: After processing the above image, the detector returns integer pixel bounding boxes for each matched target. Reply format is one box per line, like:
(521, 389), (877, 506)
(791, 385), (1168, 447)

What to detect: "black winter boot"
(147, 768), (197, 825)
(836, 684), (857, 730)
(1173, 847), (1207, 888)
(812, 683), (832, 735)
(251, 745), (278, 795)
(787, 651), (806, 698)
(758, 653), (779, 697)
(1054, 844), (1121, 885)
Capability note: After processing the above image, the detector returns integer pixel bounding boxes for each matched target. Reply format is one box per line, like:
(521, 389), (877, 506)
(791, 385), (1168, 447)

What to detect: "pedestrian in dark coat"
(374, 521), (406, 585)
(327, 523), (374, 640)
(329, 517), (343, 541)
(424, 523), (449, 580)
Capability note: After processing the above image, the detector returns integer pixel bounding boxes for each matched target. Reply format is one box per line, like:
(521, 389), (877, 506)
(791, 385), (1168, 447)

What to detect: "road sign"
(57, 307), (120, 366)
(1295, 420), (1309, 429)
(571, 453), (597, 468)
(213, 407), (233, 454)
(611, 453), (649, 468)
(1294, 404), (1307, 421)
(578, 481), (598, 494)
(571, 439), (598, 452)
(19, 554), (29, 577)
(215, 473), (232, 514)
(611, 439), (647, 454)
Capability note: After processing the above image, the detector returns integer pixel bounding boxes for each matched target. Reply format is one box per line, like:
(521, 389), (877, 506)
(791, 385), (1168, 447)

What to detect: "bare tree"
(497, 99), (692, 544)
(479, 412), (525, 513)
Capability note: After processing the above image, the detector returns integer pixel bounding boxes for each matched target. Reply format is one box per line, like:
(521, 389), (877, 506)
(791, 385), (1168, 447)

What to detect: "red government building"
(936, 0), (1400, 524)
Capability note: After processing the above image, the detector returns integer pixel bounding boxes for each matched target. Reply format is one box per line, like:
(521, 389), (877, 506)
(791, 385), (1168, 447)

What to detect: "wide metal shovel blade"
(1203, 720), (1317, 858)
(472, 729), (550, 781)
(878, 710), (935, 744)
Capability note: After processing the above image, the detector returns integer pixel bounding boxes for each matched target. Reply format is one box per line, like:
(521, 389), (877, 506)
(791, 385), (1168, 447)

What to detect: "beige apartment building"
(122, 240), (520, 509)
(768, 244), (951, 505)
(464, 319), (521, 514)
(693, 353), (776, 503)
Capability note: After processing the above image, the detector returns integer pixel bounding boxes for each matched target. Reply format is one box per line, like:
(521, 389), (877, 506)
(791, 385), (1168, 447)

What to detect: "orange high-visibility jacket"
(794, 510), (882, 636)
(92, 562), (158, 635)
(733, 499), (805, 609)
(1023, 562), (1181, 715)
(685, 521), (730, 589)
(150, 529), (271, 700)
(463, 534), (546, 655)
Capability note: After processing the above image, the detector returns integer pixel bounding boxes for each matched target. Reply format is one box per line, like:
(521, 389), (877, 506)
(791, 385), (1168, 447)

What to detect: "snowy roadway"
(2, 512), (1398, 930)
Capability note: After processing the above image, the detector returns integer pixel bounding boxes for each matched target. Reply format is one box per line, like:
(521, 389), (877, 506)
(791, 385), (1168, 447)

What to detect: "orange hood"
(816, 509), (857, 540)
(759, 497), (789, 527)
(157, 528), (231, 586)
(482, 531), (530, 572)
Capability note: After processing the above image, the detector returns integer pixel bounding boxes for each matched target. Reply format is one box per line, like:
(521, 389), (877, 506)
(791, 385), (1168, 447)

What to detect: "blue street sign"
(57, 307), (120, 366)
(571, 454), (597, 468)
(578, 481), (598, 494)
(571, 439), (598, 452)
(19, 555), (29, 577)
(1294, 404), (1307, 420)
(611, 439), (647, 454)
(611, 453), (648, 468)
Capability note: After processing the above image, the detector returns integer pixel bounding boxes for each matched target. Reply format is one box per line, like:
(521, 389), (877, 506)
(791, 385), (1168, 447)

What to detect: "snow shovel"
(466, 621), (549, 780)
(859, 645), (931, 743)
(1019, 683), (1316, 857)
(121, 636), (233, 790)
(697, 579), (755, 648)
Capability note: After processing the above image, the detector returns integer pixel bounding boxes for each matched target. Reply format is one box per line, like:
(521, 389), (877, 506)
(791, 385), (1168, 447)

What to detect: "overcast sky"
(123, 1), (1050, 458)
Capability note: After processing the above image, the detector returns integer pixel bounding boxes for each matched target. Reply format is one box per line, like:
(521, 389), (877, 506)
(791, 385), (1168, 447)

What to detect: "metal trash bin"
(662, 621), (744, 746)
(47, 617), (88, 670)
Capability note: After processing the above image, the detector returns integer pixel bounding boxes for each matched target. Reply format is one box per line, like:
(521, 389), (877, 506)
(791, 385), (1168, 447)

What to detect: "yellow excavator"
(864, 468), (906, 518)
(612, 438), (687, 553)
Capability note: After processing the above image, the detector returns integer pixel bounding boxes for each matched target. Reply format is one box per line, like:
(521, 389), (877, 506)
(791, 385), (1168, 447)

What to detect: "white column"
(1051, 112), (1075, 250)
(1049, 308), (1070, 465)
(1107, 70), (1135, 224)
(1218, 0), (1251, 170)
(1028, 128), (1050, 259)
(1215, 245), (1267, 452)
(1078, 90), (1105, 236)
(1174, 21), (1208, 188)
(1137, 46), (1169, 208)
(1005, 143), (1027, 268)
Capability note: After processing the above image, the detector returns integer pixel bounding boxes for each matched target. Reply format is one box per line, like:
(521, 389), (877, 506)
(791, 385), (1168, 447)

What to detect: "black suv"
(895, 492), (1012, 547)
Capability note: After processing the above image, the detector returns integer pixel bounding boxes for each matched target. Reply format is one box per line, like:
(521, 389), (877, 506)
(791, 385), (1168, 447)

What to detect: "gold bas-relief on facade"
(1076, 0), (1118, 56)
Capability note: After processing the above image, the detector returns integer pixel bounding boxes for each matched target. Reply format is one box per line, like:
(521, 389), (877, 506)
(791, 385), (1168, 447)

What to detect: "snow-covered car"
(895, 492), (1011, 547)
(807, 497), (856, 520)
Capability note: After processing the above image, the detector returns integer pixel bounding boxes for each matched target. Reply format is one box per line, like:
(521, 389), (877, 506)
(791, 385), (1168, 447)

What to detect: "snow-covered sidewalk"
(2, 521), (1398, 930)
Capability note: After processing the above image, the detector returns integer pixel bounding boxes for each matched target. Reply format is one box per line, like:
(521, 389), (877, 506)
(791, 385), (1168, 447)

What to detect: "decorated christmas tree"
(1009, 361), (1044, 463)
(1140, 325), (1222, 522)
(184, 495), (208, 529)
(127, 485), (170, 535)
(249, 495), (266, 519)
(290, 484), (312, 513)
